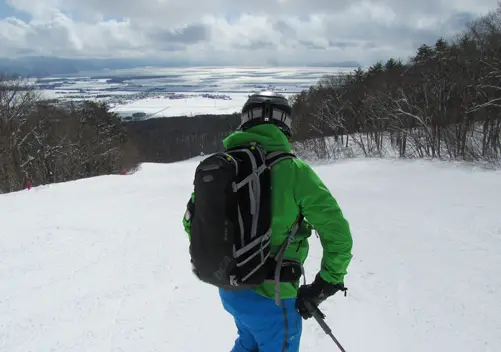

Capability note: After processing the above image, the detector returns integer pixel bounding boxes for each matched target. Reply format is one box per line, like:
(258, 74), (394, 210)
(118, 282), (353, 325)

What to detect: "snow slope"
(1, 159), (501, 352)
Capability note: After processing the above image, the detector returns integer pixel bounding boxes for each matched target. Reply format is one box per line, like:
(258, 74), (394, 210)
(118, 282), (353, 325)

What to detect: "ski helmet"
(238, 91), (293, 137)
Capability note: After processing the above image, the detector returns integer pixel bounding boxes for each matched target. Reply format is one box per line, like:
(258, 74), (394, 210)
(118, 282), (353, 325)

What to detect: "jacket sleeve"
(294, 161), (353, 284)
(182, 192), (195, 240)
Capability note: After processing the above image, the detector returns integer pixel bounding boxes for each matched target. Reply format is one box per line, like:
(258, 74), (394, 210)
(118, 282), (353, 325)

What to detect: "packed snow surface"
(1, 159), (500, 351)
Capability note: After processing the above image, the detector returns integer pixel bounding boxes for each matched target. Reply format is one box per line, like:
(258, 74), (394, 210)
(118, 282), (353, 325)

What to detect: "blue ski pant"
(219, 289), (302, 352)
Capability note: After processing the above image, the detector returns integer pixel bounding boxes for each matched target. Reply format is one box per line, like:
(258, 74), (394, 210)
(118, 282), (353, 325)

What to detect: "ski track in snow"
(1, 159), (501, 352)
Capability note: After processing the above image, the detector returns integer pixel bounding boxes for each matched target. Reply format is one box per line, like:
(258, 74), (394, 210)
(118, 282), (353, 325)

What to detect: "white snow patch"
(1, 159), (500, 351)
(110, 92), (297, 118)
(110, 93), (250, 118)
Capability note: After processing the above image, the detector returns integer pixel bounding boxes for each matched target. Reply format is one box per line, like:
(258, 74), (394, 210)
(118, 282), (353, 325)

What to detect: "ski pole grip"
(304, 300), (325, 319)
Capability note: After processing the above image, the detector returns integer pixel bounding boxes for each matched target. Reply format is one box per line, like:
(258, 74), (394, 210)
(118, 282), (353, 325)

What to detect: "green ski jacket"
(182, 124), (353, 299)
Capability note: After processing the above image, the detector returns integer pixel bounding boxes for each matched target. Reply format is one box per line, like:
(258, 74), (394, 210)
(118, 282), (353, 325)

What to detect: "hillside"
(1, 159), (500, 351)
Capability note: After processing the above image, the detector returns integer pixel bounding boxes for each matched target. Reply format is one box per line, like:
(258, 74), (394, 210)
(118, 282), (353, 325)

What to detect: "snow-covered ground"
(1, 159), (500, 351)
(110, 92), (255, 118)
(36, 66), (354, 119)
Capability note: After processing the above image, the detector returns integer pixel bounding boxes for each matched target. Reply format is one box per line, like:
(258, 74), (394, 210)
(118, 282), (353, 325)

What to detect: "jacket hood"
(223, 124), (291, 153)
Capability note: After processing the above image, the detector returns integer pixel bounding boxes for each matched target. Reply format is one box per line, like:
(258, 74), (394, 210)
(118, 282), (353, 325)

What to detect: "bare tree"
(288, 3), (501, 165)
(0, 77), (140, 193)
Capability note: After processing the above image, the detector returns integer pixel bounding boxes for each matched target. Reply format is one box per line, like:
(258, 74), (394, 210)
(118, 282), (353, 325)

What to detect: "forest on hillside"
(125, 113), (240, 163)
(0, 79), (139, 193)
(1, 4), (501, 193)
(291, 5), (501, 162)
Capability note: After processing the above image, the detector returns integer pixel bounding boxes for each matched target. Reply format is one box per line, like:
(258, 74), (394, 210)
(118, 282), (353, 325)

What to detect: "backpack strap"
(226, 145), (267, 241)
(263, 150), (303, 305)
(272, 213), (304, 305)
(266, 151), (297, 168)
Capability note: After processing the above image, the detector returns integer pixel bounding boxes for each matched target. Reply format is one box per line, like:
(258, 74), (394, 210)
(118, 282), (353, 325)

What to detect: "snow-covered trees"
(291, 5), (501, 163)
(0, 77), (139, 193)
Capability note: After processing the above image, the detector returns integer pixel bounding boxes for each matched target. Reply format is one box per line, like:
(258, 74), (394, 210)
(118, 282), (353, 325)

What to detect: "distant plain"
(36, 66), (355, 119)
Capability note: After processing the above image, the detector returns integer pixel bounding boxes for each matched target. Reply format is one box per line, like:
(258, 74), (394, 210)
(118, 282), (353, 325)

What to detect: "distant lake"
(37, 66), (357, 94)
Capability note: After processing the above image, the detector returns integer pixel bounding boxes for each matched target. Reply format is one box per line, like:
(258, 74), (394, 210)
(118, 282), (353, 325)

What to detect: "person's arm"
(294, 161), (353, 284)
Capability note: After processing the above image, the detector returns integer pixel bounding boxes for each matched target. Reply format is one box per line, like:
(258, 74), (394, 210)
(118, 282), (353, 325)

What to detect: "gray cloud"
(299, 40), (327, 50)
(1, 0), (500, 65)
(148, 24), (211, 44)
(328, 40), (360, 49)
(363, 42), (378, 50)
(272, 20), (297, 38)
(233, 39), (275, 50)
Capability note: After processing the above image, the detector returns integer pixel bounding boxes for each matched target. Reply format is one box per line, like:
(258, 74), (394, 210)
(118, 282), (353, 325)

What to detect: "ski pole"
(304, 301), (347, 352)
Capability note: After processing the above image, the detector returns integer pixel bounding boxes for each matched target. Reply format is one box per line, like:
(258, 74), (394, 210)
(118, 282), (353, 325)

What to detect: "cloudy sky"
(0, 0), (499, 66)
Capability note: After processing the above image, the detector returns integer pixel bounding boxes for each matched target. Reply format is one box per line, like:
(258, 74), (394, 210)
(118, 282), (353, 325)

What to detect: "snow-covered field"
(110, 92), (257, 118)
(36, 66), (354, 119)
(1, 159), (500, 351)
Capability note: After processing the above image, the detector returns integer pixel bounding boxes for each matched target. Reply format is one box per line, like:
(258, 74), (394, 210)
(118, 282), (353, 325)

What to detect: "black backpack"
(187, 143), (302, 295)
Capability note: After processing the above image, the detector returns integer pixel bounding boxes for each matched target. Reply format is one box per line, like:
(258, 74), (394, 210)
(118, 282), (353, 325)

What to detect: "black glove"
(295, 273), (347, 319)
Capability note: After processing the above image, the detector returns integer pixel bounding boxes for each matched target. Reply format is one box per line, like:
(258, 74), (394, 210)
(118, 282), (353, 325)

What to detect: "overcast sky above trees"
(0, 0), (499, 66)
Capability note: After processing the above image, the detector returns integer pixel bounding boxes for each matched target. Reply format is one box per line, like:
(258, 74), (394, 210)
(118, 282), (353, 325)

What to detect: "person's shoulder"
(289, 155), (312, 170)
(271, 153), (309, 169)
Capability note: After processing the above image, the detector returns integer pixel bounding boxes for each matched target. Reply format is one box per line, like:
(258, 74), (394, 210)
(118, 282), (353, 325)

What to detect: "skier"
(182, 91), (353, 351)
